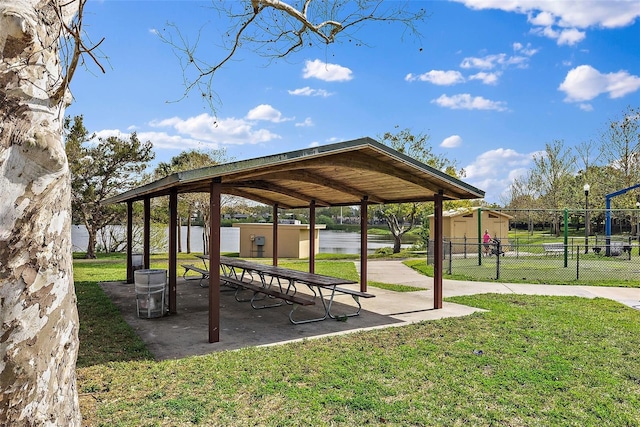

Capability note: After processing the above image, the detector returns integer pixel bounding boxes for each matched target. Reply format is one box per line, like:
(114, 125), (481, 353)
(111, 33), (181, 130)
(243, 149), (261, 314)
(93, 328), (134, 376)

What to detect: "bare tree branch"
(158, 0), (426, 111)
(53, 0), (106, 104)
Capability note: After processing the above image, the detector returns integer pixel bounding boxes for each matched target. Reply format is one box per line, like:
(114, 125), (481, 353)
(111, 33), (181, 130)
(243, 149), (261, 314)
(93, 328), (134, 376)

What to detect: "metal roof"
(105, 137), (484, 208)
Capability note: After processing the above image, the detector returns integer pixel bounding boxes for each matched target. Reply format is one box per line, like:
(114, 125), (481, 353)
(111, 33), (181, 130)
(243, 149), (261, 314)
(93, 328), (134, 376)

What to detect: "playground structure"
(604, 183), (640, 256)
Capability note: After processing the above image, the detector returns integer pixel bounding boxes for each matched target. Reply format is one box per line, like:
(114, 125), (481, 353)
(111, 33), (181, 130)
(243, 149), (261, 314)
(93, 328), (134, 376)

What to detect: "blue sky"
(68, 0), (640, 204)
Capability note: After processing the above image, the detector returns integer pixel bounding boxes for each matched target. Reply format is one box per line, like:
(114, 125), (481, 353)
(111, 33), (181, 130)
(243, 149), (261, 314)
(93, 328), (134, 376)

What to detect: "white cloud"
(460, 54), (507, 70)
(464, 147), (536, 202)
(465, 148), (533, 179)
(405, 70), (465, 85)
(288, 86), (333, 97)
(441, 135), (463, 148)
(460, 50), (534, 72)
(303, 59), (353, 82)
(295, 117), (314, 127)
(453, 0), (640, 46)
(432, 94), (508, 111)
(558, 65), (640, 102)
(92, 129), (220, 151)
(512, 42), (539, 56)
(469, 71), (500, 85)
(149, 113), (280, 145)
(245, 104), (292, 123)
(556, 28), (587, 45)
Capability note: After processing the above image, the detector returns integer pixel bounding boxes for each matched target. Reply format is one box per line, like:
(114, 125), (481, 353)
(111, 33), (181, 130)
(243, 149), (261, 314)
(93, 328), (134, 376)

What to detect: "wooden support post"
(360, 197), (368, 292)
(143, 198), (151, 269)
(168, 190), (178, 314)
(272, 204), (278, 266)
(209, 179), (222, 343)
(309, 200), (316, 274)
(126, 201), (134, 283)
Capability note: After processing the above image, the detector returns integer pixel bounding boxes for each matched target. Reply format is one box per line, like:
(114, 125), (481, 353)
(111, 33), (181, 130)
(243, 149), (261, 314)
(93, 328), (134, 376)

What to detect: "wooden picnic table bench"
(181, 264), (209, 287)
(217, 256), (375, 324)
(221, 274), (316, 309)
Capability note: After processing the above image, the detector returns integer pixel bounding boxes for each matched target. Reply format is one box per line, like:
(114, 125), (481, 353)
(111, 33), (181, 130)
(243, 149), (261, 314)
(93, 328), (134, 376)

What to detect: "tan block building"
(233, 223), (326, 259)
(428, 207), (513, 253)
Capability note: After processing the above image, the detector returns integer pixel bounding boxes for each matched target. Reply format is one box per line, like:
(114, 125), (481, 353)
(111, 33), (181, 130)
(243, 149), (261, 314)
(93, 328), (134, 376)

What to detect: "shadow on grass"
(75, 281), (154, 368)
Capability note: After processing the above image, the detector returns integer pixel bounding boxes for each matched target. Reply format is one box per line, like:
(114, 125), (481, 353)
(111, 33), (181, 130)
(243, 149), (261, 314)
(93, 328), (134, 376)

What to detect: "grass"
(76, 291), (640, 426)
(74, 253), (640, 426)
(404, 255), (640, 287)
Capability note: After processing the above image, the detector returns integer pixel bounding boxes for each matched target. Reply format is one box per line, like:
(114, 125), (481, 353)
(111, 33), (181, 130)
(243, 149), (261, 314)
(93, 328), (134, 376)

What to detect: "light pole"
(584, 184), (590, 254)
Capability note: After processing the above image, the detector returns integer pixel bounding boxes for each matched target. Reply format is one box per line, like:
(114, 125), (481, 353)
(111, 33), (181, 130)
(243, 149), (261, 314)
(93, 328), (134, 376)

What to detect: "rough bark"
(0, 1), (81, 425)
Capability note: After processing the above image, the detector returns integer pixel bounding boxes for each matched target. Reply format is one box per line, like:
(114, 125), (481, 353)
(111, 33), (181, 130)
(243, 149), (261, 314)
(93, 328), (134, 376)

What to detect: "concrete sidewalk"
(357, 259), (640, 310)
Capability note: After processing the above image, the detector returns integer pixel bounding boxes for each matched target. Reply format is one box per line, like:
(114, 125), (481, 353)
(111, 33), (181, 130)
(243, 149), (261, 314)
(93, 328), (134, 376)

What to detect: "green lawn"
(405, 254), (640, 287)
(75, 255), (640, 426)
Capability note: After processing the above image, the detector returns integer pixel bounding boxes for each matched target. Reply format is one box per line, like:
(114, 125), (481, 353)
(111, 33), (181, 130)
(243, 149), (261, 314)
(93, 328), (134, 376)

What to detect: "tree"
(528, 140), (576, 236)
(160, 0), (426, 109)
(600, 105), (640, 207)
(378, 127), (464, 253)
(0, 1), (92, 425)
(153, 149), (228, 253)
(66, 116), (154, 258)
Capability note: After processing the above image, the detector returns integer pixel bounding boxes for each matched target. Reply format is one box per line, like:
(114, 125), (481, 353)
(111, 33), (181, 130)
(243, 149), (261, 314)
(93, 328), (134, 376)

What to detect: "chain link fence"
(428, 208), (640, 284)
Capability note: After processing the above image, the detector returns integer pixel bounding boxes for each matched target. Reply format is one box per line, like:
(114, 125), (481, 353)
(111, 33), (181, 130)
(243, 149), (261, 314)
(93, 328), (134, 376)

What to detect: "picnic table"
(197, 255), (374, 324)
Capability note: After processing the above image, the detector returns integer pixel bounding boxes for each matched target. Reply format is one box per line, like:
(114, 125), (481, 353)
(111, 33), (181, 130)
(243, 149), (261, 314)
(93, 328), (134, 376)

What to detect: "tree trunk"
(85, 225), (97, 259)
(393, 234), (402, 253)
(0, 1), (81, 425)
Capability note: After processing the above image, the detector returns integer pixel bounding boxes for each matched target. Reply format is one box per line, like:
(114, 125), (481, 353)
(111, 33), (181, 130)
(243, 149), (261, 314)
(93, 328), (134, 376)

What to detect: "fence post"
(495, 239), (501, 280)
(448, 240), (452, 274)
(464, 235), (467, 259)
(478, 207), (483, 266)
(576, 246), (580, 281)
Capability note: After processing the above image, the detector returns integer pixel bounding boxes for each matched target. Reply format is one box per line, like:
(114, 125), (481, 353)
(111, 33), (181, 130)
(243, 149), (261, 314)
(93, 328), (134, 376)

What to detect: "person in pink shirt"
(483, 230), (491, 256)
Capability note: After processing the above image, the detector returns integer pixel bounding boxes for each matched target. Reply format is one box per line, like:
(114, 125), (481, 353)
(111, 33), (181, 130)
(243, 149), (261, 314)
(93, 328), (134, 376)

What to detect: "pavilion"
(105, 137), (485, 343)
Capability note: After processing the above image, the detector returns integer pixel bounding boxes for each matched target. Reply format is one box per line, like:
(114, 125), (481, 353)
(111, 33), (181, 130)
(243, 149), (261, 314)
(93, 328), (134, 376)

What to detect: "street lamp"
(584, 183), (590, 254)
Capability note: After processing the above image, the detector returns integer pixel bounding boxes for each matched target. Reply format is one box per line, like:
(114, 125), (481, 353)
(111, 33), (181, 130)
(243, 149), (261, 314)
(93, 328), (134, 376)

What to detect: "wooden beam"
(254, 170), (386, 204)
(223, 188), (292, 209)
(327, 153), (445, 193)
(230, 180), (331, 206)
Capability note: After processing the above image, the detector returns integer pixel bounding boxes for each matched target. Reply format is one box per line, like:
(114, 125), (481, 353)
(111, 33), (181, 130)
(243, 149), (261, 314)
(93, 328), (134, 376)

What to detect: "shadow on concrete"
(100, 278), (402, 360)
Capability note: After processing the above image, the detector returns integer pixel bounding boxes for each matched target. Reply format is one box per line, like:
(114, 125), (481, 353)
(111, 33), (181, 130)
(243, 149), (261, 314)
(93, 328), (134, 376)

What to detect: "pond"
(71, 226), (413, 255)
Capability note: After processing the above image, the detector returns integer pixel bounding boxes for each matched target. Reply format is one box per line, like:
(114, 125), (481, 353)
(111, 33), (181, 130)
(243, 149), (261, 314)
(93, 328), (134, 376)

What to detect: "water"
(71, 226), (410, 255)
(319, 230), (411, 254)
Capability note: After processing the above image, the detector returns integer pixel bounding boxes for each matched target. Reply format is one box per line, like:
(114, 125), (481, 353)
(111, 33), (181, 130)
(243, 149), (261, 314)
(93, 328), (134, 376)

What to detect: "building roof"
(106, 137), (484, 208)
(430, 207), (513, 219)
